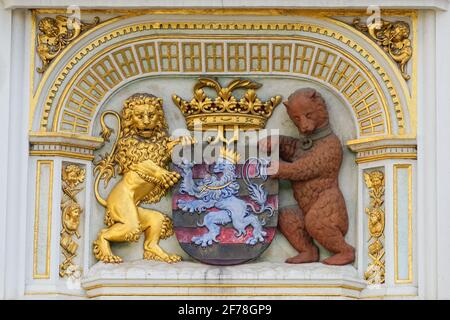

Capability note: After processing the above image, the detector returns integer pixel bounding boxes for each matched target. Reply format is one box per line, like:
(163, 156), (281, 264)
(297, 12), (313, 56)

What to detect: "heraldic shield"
(171, 78), (282, 265)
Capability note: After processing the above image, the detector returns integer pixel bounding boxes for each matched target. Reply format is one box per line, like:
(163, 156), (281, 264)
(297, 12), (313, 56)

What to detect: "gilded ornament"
(171, 78), (280, 265)
(363, 170), (386, 284)
(36, 15), (100, 73)
(93, 93), (194, 264)
(60, 164), (86, 277)
(172, 78), (282, 132)
(37, 21), (411, 136)
(353, 18), (412, 80)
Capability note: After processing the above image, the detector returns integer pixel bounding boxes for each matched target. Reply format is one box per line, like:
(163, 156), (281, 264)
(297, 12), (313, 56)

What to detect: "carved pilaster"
(59, 164), (86, 278)
(363, 170), (386, 285)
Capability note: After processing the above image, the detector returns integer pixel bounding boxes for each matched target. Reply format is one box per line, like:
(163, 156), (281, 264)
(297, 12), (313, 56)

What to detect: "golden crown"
(219, 147), (240, 164)
(172, 78), (282, 131)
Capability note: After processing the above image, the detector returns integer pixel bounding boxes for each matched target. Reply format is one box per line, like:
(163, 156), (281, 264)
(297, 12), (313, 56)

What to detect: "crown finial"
(219, 147), (240, 164)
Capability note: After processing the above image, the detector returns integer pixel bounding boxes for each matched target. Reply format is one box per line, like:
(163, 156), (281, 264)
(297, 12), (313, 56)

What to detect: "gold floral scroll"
(37, 15), (100, 73)
(363, 170), (385, 284)
(353, 18), (412, 80)
(60, 164), (86, 277)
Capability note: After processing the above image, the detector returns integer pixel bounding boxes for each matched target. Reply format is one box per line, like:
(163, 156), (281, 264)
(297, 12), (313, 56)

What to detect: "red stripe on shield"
(175, 226), (276, 244)
(172, 194), (278, 210)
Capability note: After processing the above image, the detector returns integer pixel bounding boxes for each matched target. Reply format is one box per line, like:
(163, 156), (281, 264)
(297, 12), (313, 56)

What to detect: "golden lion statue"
(93, 93), (192, 263)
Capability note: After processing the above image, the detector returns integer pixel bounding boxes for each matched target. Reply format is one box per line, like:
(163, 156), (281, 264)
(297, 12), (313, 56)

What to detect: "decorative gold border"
(30, 151), (94, 161)
(347, 135), (416, 145)
(353, 145), (417, 152)
(33, 160), (54, 279)
(356, 154), (417, 164)
(29, 130), (104, 143)
(29, 9), (417, 139)
(393, 164), (413, 284)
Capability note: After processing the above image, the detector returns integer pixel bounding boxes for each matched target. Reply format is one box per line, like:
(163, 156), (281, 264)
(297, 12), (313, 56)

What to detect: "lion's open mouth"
(139, 129), (154, 137)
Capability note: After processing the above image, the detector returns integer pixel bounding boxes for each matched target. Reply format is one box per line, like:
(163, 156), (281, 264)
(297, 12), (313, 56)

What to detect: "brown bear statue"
(260, 88), (355, 265)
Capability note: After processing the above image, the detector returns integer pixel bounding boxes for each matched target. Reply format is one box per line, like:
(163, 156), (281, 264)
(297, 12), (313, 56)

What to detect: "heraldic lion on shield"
(176, 147), (274, 247)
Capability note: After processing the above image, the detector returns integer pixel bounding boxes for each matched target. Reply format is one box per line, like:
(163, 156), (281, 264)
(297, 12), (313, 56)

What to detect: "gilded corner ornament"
(36, 15), (100, 73)
(353, 18), (412, 80)
(363, 170), (385, 285)
(60, 164), (86, 278)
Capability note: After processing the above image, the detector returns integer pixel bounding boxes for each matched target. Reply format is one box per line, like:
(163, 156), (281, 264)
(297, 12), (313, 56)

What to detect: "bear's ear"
(309, 89), (317, 98)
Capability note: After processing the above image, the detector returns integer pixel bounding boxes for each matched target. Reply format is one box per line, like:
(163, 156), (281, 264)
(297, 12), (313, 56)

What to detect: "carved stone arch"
(29, 15), (415, 141)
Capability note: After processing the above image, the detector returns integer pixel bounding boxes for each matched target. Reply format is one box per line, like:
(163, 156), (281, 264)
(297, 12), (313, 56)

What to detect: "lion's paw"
(102, 255), (123, 263)
(167, 254), (182, 263)
(144, 250), (181, 264)
(177, 199), (201, 213)
(93, 240), (123, 263)
(192, 233), (219, 247)
(246, 230), (267, 245)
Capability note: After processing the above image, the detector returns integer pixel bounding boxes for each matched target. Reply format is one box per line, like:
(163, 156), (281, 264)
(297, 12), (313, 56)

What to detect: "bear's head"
(283, 88), (330, 135)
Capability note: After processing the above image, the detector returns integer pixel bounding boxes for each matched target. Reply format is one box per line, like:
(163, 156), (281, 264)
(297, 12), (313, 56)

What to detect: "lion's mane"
(198, 162), (240, 201)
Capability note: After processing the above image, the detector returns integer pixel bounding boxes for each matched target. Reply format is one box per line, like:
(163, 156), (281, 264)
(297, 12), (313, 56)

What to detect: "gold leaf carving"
(172, 78), (281, 131)
(363, 170), (385, 285)
(60, 164), (86, 278)
(37, 15), (100, 73)
(353, 18), (412, 80)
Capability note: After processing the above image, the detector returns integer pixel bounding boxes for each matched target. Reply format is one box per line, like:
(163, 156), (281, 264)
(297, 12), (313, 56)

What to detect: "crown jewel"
(172, 78), (282, 131)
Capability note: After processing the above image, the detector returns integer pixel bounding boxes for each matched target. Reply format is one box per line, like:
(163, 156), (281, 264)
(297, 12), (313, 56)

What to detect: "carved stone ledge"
(29, 132), (104, 160)
(82, 261), (366, 299)
(347, 138), (417, 163)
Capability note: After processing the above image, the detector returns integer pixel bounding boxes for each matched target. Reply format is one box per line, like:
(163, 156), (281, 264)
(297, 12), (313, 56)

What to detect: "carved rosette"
(60, 164), (86, 278)
(363, 170), (386, 284)
(36, 15), (100, 73)
(352, 18), (412, 80)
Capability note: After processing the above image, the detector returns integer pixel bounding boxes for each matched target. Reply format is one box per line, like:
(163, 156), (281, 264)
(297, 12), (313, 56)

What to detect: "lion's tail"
(94, 173), (107, 207)
(160, 214), (174, 239)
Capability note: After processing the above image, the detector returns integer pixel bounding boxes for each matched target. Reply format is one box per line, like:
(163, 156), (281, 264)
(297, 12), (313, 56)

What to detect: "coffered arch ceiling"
(29, 13), (415, 141)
